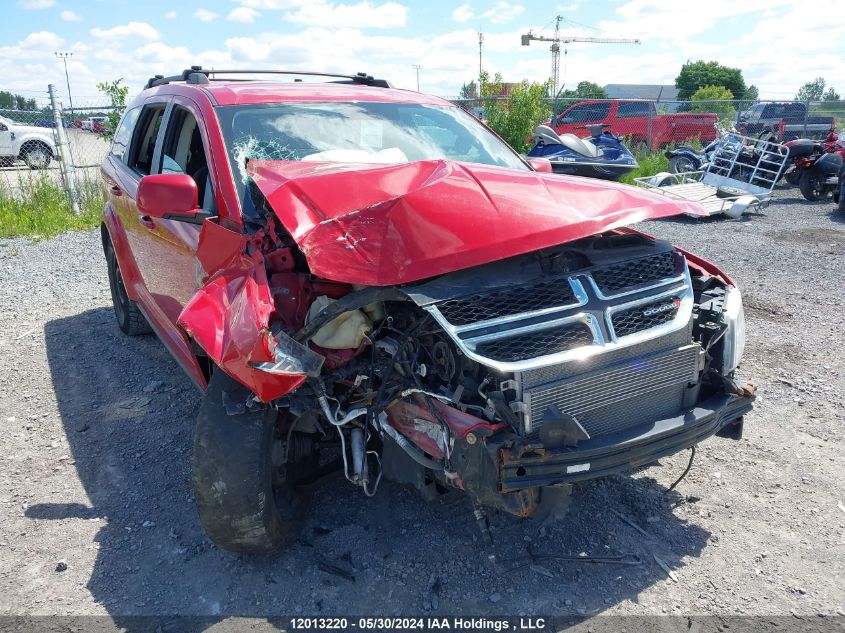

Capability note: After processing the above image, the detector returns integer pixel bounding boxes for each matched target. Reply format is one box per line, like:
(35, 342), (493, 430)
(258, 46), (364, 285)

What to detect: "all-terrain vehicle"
(100, 68), (754, 553)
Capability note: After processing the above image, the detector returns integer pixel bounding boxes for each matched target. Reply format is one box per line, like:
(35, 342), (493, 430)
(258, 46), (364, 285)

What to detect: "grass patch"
(0, 172), (103, 239)
(619, 144), (671, 185)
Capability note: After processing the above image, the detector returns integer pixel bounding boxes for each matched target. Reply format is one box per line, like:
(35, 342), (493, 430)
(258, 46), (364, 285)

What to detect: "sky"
(4, 0), (844, 108)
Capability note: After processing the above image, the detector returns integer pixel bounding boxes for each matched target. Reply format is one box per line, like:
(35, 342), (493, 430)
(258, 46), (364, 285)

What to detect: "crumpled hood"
(248, 159), (705, 286)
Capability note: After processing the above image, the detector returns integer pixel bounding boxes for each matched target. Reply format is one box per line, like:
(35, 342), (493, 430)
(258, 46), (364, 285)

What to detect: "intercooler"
(519, 340), (703, 438)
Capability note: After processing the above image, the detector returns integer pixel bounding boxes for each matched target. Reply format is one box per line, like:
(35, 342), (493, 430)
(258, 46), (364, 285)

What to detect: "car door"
(127, 98), (216, 326)
(0, 119), (14, 157)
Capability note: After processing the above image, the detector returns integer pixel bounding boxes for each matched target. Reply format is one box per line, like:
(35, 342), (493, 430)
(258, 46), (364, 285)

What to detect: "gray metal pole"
(48, 83), (79, 214)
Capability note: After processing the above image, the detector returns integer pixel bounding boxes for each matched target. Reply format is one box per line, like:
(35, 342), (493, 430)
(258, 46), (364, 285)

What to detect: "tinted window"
(561, 102), (611, 123)
(110, 106), (141, 163)
(127, 104), (166, 176)
(617, 101), (652, 118)
(161, 107), (215, 211)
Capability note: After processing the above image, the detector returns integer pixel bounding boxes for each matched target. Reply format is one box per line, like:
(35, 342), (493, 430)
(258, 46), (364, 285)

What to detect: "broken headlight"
(721, 286), (746, 374)
(251, 330), (325, 377)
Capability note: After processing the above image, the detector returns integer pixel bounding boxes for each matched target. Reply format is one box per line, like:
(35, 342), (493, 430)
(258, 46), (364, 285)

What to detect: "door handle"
(138, 214), (156, 229)
(109, 185), (122, 197)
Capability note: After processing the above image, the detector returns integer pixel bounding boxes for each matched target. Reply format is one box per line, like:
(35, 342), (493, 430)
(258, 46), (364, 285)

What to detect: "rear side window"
(110, 106), (141, 163)
(617, 102), (652, 118)
(127, 104), (166, 176)
(561, 102), (611, 123)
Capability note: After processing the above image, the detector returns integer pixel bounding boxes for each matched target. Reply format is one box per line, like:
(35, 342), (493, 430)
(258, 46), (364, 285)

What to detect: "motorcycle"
(783, 131), (845, 200)
(526, 123), (638, 181)
(665, 126), (744, 173)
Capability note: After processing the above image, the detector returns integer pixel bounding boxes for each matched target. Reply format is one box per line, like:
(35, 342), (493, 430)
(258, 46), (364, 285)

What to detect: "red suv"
(100, 68), (754, 554)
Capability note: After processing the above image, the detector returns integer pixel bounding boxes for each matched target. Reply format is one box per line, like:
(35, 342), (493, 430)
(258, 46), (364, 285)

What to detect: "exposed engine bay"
(180, 201), (751, 518)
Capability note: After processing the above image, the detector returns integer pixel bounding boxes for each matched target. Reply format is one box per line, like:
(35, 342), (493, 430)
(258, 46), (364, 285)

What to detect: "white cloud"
(18, 0), (55, 8)
(285, 1), (408, 29)
(20, 31), (64, 49)
(193, 8), (219, 22)
(165, 10), (177, 19)
(232, 0), (306, 8)
(60, 9), (83, 22)
(227, 7), (260, 22)
(90, 22), (160, 41)
(481, 1), (523, 24)
(452, 3), (473, 22)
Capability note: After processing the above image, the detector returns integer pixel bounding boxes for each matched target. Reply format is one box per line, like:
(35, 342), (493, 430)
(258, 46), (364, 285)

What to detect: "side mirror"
(137, 173), (200, 221)
(527, 157), (553, 173)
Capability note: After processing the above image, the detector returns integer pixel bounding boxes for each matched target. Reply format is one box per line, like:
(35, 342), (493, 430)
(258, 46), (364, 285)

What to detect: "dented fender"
(176, 219), (307, 402)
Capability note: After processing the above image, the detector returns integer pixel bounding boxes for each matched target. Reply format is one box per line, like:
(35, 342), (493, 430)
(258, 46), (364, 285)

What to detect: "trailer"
(635, 134), (789, 218)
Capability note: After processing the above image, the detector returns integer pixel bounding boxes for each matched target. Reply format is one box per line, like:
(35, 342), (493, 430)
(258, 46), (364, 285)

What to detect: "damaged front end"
(179, 159), (754, 518)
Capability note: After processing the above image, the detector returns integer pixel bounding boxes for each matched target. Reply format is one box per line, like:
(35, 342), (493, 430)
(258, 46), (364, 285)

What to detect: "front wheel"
(21, 142), (52, 170)
(192, 371), (302, 553)
(668, 155), (698, 174)
(799, 171), (827, 201)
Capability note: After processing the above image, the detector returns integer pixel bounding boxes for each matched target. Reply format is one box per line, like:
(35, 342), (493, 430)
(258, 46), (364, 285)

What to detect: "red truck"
(551, 100), (718, 149)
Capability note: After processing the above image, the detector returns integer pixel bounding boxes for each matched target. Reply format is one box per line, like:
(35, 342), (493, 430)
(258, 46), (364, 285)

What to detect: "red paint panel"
(249, 159), (707, 287)
(177, 220), (306, 402)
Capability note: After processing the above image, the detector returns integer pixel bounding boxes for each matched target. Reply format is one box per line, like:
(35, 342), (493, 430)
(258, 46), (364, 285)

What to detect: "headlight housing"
(721, 286), (746, 374)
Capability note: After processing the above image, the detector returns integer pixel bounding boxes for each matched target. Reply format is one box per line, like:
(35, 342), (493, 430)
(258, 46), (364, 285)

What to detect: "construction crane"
(521, 16), (640, 98)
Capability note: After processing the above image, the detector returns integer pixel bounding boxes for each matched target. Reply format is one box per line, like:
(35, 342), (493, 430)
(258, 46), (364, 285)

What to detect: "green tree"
(96, 79), (129, 137)
(481, 72), (551, 153)
(823, 86), (840, 101)
(744, 85), (759, 101)
(675, 60), (746, 101)
(459, 80), (477, 99)
(690, 85), (735, 123)
(795, 77), (826, 101)
(559, 81), (608, 99)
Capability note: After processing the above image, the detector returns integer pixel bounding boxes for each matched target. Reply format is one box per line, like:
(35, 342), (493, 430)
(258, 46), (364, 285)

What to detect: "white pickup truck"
(0, 115), (57, 169)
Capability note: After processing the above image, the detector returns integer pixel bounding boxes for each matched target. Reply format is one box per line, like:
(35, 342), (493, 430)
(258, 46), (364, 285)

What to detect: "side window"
(110, 106), (141, 163)
(617, 101), (651, 118)
(161, 106), (215, 211)
(562, 102), (611, 123)
(127, 104), (166, 176)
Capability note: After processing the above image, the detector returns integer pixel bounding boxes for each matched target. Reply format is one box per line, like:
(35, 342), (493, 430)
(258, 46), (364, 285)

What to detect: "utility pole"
(54, 52), (74, 115)
(478, 32), (484, 90)
(521, 17), (640, 98)
(412, 64), (422, 92)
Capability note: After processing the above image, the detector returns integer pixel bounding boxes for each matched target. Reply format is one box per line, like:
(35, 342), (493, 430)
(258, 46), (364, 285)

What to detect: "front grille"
(436, 280), (576, 326)
(523, 344), (700, 438)
(591, 252), (677, 294)
(611, 298), (680, 338)
(474, 323), (594, 362)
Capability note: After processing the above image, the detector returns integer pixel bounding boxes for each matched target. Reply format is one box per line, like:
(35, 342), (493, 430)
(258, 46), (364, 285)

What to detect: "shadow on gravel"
(36, 307), (713, 627)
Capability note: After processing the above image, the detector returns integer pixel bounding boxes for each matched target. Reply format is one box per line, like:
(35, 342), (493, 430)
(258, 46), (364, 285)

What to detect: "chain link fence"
(446, 97), (844, 149)
(0, 84), (119, 212)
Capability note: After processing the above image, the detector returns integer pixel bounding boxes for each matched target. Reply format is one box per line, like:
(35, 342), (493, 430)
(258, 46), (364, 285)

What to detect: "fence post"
(48, 83), (79, 214)
(646, 105), (653, 149)
(803, 100), (810, 137)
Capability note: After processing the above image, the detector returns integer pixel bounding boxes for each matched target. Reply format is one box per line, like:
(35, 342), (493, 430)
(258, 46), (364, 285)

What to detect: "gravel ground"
(0, 188), (843, 622)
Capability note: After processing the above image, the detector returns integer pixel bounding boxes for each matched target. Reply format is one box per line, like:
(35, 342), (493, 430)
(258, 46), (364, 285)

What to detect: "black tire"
(192, 371), (301, 553)
(105, 239), (152, 336)
(799, 171), (826, 201)
(20, 141), (52, 170)
(838, 184), (845, 214)
(668, 155), (698, 174)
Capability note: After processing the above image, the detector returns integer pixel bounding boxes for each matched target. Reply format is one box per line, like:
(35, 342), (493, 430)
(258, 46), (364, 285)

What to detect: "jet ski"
(526, 123), (638, 181)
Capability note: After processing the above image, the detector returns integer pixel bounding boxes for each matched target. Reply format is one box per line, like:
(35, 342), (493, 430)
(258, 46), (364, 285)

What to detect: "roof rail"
(144, 67), (392, 90)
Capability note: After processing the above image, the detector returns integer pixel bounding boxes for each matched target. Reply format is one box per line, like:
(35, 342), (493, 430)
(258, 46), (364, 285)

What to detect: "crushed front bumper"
(498, 391), (755, 491)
